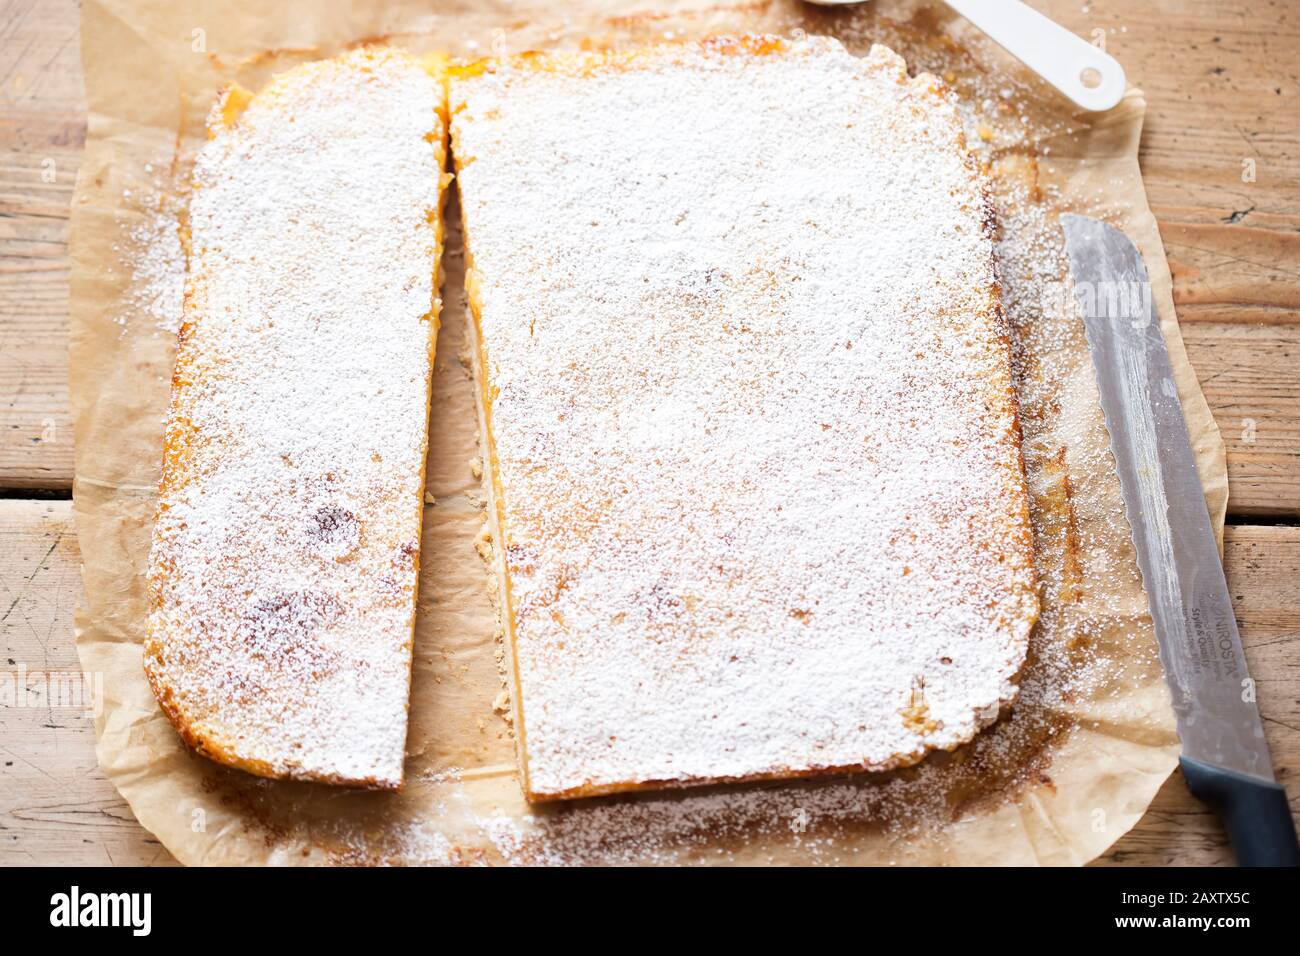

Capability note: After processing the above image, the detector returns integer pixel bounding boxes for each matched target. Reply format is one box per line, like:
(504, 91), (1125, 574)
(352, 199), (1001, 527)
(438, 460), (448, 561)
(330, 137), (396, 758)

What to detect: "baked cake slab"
(144, 49), (449, 789)
(452, 35), (1040, 801)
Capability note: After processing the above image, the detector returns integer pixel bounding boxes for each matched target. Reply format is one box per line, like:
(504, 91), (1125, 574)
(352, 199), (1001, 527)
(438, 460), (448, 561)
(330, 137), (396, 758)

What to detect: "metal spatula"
(1062, 214), (1300, 867)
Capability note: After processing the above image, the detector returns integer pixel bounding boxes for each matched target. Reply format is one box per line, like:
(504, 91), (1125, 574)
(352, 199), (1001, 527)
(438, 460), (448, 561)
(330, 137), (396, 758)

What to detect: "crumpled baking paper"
(70, 0), (1225, 865)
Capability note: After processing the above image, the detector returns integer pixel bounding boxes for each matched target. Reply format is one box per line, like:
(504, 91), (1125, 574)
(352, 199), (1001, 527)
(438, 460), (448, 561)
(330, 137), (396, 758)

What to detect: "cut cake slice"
(450, 36), (1040, 801)
(145, 48), (450, 789)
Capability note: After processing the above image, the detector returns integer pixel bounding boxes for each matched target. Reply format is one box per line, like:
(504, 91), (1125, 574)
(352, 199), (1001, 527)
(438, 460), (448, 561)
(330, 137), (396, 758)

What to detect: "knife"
(1060, 213), (1299, 867)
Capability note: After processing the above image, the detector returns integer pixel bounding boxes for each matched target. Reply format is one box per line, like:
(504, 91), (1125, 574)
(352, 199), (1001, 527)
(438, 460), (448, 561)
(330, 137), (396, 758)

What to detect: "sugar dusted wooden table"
(1, 0), (1296, 866)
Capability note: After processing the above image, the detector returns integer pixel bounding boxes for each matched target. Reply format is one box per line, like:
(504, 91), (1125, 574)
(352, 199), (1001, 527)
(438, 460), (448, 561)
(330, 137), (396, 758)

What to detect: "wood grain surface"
(1, 0), (1297, 866)
(0, 0), (81, 490)
(3, 0), (1297, 511)
(1, 501), (1294, 866)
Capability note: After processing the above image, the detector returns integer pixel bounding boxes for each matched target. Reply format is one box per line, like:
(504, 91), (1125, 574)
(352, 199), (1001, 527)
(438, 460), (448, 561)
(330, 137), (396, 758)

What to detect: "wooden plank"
(1099, 1), (1300, 327)
(1, 499), (1295, 865)
(0, 0), (82, 490)
(0, 498), (174, 865)
(1182, 323), (1300, 519)
(1093, 1), (1300, 519)
(1030, 1), (1300, 517)
(2, 0), (1297, 514)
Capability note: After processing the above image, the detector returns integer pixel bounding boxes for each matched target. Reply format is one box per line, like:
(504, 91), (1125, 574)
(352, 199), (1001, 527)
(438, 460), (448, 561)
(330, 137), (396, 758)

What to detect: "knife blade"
(1060, 213), (1299, 867)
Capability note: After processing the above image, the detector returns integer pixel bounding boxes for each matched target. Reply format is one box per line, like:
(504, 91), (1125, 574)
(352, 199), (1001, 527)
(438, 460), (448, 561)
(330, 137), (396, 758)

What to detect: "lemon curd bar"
(450, 36), (1040, 801)
(145, 49), (450, 789)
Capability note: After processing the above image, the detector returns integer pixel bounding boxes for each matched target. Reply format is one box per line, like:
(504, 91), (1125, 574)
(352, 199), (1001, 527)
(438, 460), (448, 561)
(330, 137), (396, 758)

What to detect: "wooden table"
(2, 0), (1297, 866)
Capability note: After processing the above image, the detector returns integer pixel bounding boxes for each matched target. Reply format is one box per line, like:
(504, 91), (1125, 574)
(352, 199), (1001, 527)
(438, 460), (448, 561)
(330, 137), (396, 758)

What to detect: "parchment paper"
(70, 0), (1228, 865)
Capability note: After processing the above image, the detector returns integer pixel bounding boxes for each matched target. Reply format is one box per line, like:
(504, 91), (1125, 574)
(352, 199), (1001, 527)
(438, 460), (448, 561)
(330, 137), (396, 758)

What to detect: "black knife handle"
(1180, 756), (1300, 866)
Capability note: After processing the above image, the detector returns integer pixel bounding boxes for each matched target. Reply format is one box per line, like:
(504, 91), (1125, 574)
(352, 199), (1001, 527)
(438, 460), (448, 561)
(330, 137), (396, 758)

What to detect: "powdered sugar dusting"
(451, 37), (1039, 799)
(124, 202), (185, 335)
(144, 48), (447, 788)
(110, 167), (186, 337)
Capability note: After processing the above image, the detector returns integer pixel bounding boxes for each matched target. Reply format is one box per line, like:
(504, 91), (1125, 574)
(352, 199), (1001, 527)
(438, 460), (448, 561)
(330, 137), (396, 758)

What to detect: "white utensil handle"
(945, 0), (1126, 111)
